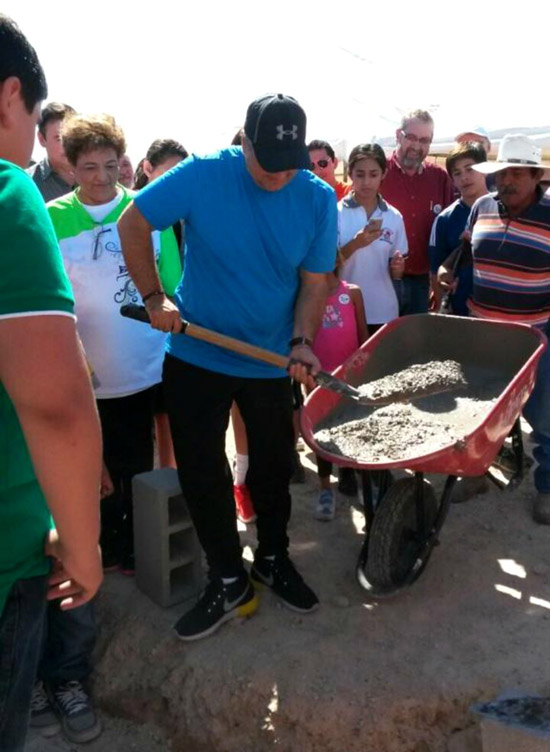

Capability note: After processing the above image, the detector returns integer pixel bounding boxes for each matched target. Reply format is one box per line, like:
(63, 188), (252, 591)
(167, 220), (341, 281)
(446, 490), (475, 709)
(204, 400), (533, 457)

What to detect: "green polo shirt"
(0, 159), (75, 616)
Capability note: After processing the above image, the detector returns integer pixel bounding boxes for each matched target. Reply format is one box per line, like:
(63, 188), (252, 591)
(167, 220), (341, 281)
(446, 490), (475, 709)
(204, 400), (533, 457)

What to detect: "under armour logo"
(276, 124), (298, 141)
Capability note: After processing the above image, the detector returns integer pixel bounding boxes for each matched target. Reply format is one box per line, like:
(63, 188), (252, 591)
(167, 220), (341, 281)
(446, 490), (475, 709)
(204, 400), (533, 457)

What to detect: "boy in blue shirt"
(429, 141), (488, 314)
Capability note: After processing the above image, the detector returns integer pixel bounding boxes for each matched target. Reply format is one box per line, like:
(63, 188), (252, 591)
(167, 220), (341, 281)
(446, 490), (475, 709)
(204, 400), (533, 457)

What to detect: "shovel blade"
(315, 371), (362, 402)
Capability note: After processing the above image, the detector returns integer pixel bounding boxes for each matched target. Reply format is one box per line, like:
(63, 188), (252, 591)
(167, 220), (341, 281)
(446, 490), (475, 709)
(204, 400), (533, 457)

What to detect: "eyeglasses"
(92, 227), (112, 260)
(400, 130), (432, 146)
(310, 159), (332, 170)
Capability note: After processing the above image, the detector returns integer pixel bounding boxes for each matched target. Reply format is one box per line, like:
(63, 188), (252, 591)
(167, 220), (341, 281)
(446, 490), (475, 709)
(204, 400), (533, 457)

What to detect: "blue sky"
(5, 0), (548, 163)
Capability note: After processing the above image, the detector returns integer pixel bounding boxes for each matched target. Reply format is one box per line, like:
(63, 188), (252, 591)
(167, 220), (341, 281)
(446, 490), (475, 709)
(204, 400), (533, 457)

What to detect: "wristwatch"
(289, 336), (313, 348)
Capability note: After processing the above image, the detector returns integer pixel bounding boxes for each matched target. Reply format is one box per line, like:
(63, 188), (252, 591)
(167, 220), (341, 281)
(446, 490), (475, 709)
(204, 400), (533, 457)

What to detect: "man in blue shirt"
(118, 94), (337, 641)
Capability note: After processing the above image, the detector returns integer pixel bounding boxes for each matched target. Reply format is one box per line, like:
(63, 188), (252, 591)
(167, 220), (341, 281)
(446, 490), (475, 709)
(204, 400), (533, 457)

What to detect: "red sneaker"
(234, 484), (256, 524)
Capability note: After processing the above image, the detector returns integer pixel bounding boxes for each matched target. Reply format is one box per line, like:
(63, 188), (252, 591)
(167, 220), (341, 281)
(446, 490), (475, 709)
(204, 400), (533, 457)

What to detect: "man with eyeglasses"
(308, 139), (349, 201)
(381, 109), (454, 315)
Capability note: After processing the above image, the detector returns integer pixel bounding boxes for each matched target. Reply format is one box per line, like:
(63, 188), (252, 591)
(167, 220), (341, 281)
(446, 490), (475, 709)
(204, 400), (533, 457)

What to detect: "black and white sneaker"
(174, 575), (258, 642)
(251, 554), (319, 613)
(30, 681), (60, 737)
(51, 680), (102, 744)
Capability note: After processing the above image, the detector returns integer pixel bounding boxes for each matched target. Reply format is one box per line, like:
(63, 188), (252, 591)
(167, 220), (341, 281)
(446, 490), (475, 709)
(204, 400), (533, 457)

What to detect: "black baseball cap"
(244, 93), (310, 173)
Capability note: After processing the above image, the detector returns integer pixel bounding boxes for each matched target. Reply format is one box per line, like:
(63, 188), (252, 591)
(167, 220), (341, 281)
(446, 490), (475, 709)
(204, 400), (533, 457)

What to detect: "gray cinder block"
(473, 695), (550, 752)
(132, 468), (202, 607)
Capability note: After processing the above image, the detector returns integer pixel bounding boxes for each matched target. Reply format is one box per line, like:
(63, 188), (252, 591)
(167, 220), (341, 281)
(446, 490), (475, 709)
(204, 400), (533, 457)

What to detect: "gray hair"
(400, 109), (434, 131)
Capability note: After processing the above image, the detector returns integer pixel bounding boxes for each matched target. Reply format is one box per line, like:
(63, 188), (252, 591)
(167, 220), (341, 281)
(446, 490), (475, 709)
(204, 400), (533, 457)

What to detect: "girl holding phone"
(338, 144), (408, 334)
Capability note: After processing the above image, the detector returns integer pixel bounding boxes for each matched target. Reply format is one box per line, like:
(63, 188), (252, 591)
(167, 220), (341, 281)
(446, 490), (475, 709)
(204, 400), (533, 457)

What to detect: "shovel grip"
(120, 304), (290, 369)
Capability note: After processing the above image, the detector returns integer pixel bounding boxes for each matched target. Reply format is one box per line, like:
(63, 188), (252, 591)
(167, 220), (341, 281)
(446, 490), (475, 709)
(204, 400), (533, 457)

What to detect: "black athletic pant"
(163, 355), (294, 578)
(96, 387), (155, 556)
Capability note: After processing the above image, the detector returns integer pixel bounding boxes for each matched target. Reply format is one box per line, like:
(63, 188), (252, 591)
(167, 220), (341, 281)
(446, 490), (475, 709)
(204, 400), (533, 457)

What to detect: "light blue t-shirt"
(134, 147), (337, 378)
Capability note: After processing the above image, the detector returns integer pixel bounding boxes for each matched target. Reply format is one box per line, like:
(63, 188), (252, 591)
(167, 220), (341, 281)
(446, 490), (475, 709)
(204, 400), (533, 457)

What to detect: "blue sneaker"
(315, 489), (335, 521)
(30, 681), (60, 737)
(51, 680), (102, 743)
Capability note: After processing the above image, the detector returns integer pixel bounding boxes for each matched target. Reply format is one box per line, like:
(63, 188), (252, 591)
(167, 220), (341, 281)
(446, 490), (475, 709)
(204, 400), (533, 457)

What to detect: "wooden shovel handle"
(119, 304), (289, 369)
(185, 323), (290, 369)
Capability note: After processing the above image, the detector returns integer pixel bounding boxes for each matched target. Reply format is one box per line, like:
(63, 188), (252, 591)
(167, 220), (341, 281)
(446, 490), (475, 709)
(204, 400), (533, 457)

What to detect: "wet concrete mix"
(315, 360), (508, 464)
(358, 359), (466, 404)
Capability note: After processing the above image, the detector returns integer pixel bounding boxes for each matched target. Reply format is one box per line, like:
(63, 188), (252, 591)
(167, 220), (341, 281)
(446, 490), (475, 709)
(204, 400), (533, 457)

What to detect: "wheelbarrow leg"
(402, 473), (458, 588)
(361, 471), (375, 531)
(356, 471), (376, 570)
(487, 418), (528, 490)
(414, 472), (426, 540)
(509, 418), (525, 488)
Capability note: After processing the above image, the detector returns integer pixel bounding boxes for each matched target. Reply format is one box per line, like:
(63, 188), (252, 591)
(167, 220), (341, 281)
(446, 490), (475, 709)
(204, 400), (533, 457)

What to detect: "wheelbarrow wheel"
(365, 477), (437, 590)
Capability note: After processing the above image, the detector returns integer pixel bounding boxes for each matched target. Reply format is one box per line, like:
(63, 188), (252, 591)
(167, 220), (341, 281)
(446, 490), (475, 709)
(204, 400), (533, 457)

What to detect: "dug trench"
(88, 419), (550, 752)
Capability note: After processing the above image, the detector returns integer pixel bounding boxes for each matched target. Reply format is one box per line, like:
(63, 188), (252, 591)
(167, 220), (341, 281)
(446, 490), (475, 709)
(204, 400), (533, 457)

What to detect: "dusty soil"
(26, 718), (170, 751)
(79, 420), (550, 752)
(358, 360), (467, 405)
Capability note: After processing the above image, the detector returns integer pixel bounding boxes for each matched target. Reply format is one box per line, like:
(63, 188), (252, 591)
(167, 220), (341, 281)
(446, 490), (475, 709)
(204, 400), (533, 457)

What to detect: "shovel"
(120, 305), (464, 407)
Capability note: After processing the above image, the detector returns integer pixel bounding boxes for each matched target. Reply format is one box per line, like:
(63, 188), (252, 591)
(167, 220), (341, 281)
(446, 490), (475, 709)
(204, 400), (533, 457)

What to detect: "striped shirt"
(467, 188), (550, 328)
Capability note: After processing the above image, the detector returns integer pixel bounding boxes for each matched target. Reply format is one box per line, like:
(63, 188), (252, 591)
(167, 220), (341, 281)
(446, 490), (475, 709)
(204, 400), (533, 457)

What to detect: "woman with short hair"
(48, 113), (182, 571)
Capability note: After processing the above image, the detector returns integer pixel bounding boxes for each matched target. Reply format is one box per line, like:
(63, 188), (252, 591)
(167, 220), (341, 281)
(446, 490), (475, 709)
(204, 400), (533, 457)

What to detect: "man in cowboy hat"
(439, 134), (550, 523)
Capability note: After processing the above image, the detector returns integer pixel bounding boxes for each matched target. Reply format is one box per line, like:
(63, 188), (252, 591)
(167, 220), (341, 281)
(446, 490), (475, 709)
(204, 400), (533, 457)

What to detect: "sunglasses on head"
(310, 159), (331, 170)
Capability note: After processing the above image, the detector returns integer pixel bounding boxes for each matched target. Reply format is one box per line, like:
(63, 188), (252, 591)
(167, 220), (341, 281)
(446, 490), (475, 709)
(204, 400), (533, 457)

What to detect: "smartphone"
(368, 218), (383, 231)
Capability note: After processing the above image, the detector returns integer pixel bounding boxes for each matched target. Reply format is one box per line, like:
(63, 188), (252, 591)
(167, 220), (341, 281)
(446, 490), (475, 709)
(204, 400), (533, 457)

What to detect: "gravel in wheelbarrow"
(315, 374), (501, 465)
(302, 314), (546, 477)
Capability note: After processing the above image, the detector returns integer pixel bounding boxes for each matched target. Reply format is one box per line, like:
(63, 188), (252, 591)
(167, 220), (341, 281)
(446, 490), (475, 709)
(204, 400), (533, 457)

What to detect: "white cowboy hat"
(473, 133), (550, 179)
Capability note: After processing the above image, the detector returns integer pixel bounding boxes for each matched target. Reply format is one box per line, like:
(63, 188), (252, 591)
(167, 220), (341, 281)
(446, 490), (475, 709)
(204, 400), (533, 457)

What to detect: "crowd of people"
(2, 12), (550, 752)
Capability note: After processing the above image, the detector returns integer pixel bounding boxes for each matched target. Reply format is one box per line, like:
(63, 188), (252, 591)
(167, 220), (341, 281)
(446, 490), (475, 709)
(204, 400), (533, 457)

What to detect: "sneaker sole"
(174, 593), (259, 642)
(250, 574), (320, 614)
(237, 514), (257, 525)
(102, 564), (121, 573)
(30, 718), (61, 737)
(314, 511), (335, 521)
(61, 717), (103, 744)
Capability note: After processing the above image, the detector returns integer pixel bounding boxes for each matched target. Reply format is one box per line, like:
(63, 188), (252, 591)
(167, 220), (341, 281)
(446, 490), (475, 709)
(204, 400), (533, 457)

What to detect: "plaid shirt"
(27, 158), (73, 203)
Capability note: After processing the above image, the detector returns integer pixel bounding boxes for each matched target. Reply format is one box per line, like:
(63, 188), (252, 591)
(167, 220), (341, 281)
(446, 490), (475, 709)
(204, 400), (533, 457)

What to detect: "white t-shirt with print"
(47, 188), (179, 398)
(338, 195), (408, 324)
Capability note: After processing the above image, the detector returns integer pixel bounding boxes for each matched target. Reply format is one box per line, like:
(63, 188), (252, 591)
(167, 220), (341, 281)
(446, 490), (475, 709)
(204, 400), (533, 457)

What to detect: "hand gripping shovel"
(120, 305), (465, 407)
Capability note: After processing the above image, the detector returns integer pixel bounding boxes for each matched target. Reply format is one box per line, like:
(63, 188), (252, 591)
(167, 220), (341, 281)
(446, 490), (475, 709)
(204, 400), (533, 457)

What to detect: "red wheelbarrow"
(300, 314), (546, 598)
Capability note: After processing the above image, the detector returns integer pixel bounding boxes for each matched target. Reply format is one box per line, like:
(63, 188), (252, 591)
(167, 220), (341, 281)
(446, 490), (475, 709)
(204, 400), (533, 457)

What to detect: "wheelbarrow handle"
(439, 239), (471, 314)
(120, 303), (289, 369)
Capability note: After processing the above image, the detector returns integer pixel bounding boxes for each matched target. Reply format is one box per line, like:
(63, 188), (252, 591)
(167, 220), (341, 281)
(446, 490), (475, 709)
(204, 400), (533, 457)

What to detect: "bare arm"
(288, 270), (329, 389)
(118, 203), (182, 332)
(338, 225), (383, 263)
(0, 315), (103, 608)
(349, 285), (369, 344)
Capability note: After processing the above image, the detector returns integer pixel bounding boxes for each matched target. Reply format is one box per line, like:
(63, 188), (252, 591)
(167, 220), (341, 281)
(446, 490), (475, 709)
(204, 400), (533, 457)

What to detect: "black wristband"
(289, 336), (313, 348)
(142, 289), (165, 304)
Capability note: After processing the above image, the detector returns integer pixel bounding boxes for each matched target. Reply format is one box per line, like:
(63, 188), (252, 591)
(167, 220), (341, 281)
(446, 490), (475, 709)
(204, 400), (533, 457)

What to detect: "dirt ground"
(29, 423), (550, 752)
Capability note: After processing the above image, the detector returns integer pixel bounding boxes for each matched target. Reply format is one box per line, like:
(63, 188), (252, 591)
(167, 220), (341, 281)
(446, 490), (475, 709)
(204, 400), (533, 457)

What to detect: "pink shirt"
(312, 280), (360, 372)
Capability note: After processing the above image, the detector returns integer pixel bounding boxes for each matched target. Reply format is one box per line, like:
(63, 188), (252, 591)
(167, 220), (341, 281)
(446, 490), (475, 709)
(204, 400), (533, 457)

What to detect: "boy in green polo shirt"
(0, 15), (103, 751)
